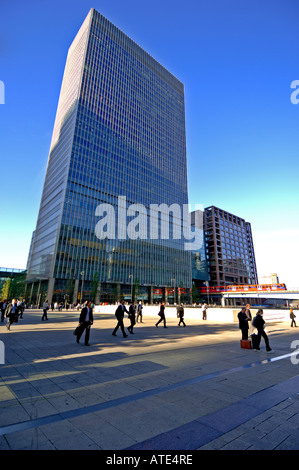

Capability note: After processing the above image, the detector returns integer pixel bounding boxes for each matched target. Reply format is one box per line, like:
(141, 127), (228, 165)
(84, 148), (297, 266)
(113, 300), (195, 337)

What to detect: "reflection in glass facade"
(190, 210), (209, 285)
(26, 8), (191, 303)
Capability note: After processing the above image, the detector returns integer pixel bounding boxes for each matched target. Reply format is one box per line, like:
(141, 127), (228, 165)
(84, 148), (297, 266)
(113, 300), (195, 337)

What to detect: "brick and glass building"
(203, 206), (258, 287)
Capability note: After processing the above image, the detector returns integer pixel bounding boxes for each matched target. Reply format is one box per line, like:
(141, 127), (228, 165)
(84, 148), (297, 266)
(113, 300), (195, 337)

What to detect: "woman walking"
(252, 309), (273, 353)
(290, 308), (297, 327)
(42, 299), (49, 320)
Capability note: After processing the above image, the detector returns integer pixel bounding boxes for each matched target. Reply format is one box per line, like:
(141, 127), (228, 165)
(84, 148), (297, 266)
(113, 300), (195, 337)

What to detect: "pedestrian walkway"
(0, 309), (298, 450)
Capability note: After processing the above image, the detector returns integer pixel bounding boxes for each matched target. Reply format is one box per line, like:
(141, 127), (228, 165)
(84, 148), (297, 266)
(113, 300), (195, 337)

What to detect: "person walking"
(136, 301), (143, 323)
(290, 308), (297, 327)
(245, 303), (252, 334)
(155, 303), (167, 328)
(127, 302), (136, 334)
(202, 303), (208, 320)
(5, 299), (19, 331)
(76, 301), (94, 346)
(112, 300), (129, 338)
(238, 306), (249, 340)
(19, 300), (26, 319)
(252, 309), (273, 352)
(0, 300), (7, 322)
(177, 304), (186, 327)
(42, 299), (49, 320)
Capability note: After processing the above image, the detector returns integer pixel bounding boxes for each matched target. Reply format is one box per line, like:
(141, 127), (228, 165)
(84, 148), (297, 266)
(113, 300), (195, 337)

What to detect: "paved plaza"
(0, 308), (299, 451)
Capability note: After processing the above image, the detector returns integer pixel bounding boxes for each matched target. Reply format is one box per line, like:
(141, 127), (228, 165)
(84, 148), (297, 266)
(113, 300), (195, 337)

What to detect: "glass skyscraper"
(26, 8), (191, 304)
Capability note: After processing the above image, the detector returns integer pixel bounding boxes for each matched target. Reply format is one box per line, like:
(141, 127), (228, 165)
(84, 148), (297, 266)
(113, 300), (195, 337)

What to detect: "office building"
(204, 206), (258, 287)
(26, 9), (191, 304)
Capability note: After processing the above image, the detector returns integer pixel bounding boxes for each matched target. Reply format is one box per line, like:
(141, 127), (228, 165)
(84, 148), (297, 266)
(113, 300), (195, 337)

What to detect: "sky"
(0, 0), (298, 288)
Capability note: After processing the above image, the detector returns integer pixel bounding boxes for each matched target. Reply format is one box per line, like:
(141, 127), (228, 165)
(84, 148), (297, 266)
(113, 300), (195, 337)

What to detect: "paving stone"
(1, 310), (299, 450)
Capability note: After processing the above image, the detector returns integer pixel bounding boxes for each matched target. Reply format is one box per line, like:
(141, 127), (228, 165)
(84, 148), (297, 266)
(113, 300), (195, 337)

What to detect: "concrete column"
(36, 281), (41, 307)
(95, 282), (101, 304)
(115, 283), (121, 303)
(148, 286), (154, 304)
(73, 279), (79, 305)
(47, 278), (55, 304)
(163, 287), (167, 303)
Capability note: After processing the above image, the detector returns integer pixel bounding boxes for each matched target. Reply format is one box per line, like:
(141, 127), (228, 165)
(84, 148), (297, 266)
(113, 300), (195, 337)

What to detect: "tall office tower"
(204, 206), (258, 287)
(26, 9), (191, 304)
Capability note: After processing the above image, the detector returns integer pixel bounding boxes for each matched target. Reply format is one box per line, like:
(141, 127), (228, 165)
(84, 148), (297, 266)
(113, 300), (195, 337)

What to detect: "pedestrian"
(0, 300), (7, 322)
(155, 303), (167, 328)
(202, 303), (208, 320)
(42, 299), (49, 320)
(5, 299), (19, 331)
(20, 300), (26, 319)
(252, 309), (273, 352)
(245, 303), (253, 334)
(290, 308), (297, 327)
(136, 301), (143, 323)
(76, 301), (94, 346)
(112, 300), (129, 338)
(238, 306), (249, 340)
(127, 301), (136, 334)
(177, 304), (186, 327)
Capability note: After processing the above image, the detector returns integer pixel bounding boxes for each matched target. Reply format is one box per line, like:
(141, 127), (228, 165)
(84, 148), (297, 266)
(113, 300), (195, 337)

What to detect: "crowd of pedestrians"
(1, 296), (297, 355)
(0, 299), (26, 330)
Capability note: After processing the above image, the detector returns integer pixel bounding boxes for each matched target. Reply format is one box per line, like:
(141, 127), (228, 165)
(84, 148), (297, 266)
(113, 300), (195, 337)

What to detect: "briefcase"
(240, 339), (252, 349)
(73, 325), (83, 336)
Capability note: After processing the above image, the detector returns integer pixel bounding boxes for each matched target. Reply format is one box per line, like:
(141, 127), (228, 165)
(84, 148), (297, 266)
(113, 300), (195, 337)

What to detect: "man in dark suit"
(252, 309), (273, 352)
(5, 299), (19, 331)
(0, 300), (5, 322)
(1, 300), (8, 322)
(76, 301), (93, 346)
(127, 302), (136, 334)
(238, 306), (249, 340)
(112, 300), (128, 338)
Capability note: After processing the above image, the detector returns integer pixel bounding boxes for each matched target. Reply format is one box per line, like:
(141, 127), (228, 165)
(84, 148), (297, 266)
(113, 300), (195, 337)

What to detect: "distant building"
(258, 273), (280, 285)
(203, 206), (258, 287)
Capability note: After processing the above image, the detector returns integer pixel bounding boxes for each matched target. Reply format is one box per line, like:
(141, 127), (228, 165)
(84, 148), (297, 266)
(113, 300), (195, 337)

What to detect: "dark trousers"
(257, 328), (271, 351)
(1, 309), (5, 322)
(113, 319), (127, 337)
(178, 317), (186, 326)
(42, 309), (48, 320)
(240, 326), (248, 340)
(128, 317), (135, 333)
(156, 315), (166, 327)
(76, 321), (91, 345)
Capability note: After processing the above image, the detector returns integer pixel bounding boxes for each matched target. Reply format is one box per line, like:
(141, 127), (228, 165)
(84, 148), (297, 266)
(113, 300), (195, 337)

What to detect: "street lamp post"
(129, 274), (133, 303)
(171, 278), (176, 304)
(80, 271), (85, 305)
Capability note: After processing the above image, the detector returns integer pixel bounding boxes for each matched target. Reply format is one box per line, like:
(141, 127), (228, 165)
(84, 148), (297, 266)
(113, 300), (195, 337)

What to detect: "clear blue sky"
(0, 0), (298, 287)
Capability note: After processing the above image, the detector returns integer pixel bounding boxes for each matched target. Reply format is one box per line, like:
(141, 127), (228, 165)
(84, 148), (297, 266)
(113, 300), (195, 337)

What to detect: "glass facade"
(190, 210), (209, 284)
(27, 9), (191, 303)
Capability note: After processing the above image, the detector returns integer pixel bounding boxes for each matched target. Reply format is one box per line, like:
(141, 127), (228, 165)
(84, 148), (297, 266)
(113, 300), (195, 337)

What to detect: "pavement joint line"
(0, 350), (297, 438)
